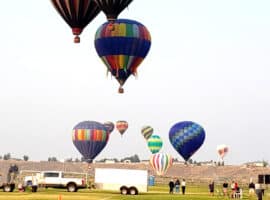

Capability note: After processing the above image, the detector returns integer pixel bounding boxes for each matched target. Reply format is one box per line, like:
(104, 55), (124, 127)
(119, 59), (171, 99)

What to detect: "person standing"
(169, 179), (175, 194)
(209, 181), (215, 196)
(249, 181), (255, 196)
(31, 174), (38, 192)
(223, 181), (228, 196)
(255, 183), (263, 200)
(175, 179), (180, 193)
(181, 179), (186, 195)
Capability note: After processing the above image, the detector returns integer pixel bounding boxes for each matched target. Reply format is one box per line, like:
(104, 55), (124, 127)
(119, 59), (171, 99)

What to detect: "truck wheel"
(3, 185), (12, 192)
(67, 183), (77, 192)
(129, 187), (138, 195)
(120, 186), (129, 195)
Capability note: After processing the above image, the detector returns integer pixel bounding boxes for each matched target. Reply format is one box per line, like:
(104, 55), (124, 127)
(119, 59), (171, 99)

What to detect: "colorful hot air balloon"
(95, 0), (133, 21)
(94, 19), (151, 93)
(51, 0), (100, 43)
(141, 126), (154, 140)
(169, 121), (205, 161)
(103, 121), (115, 133)
(116, 120), (128, 136)
(150, 153), (173, 176)
(217, 144), (229, 160)
(72, 121), (109, 163)
(147, 135), (163, 154)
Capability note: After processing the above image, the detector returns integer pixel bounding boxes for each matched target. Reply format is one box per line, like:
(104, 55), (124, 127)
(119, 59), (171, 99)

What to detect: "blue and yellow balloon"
(169, 121), (205, 161)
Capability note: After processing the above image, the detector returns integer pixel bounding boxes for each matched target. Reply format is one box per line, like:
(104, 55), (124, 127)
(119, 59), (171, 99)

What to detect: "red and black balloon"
(51, 0), (100, 43)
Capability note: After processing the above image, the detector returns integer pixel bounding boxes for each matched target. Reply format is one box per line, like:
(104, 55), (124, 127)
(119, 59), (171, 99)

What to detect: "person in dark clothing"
(209, 181), (215, 196)
(223, 182), (228, 196)
(169, 179), (175, 194)
(249, 181), (255, 196)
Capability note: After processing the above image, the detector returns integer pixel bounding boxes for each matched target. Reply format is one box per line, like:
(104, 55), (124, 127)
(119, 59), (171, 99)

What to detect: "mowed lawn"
(0, 184), (267, 200)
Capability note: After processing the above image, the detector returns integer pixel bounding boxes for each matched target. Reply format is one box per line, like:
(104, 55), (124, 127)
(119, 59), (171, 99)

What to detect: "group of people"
(207, 179), (264, 200)
(168, 178), (186, 194)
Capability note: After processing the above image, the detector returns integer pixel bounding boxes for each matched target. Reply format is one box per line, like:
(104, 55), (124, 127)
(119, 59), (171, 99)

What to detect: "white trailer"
(94, 168), (148, 195)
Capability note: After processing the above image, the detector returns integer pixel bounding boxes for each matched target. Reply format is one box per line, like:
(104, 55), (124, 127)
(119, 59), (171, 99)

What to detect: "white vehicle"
(24, 171), (87, 192)
(94, 168), (148, 195)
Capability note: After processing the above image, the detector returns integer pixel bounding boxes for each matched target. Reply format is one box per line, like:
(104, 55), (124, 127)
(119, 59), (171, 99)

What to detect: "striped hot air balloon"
(51, 0), (100, 43)
(169, 121), (205, 161)
(95, 0), (133, 21)
(147, 135), (163, 154)
(141, 126), (154, 140)
(150, 153), (173, 176)
(72, 121), (110, 163)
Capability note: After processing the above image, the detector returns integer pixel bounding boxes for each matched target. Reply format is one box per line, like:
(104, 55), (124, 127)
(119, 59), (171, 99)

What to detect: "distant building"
(104, 159), (115, 164)
(244, 161), (265, 167)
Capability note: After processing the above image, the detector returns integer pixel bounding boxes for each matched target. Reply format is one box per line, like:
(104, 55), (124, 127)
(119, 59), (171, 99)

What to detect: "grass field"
(0, 185), (268, 200)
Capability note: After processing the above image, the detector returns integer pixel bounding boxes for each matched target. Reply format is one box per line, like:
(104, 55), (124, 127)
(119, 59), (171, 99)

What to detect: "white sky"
(0, 0), (270, 164)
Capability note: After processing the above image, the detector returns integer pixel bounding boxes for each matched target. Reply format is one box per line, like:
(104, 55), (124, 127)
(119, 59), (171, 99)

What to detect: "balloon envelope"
(51, 0), (100, 43)
(147, 135), (163, 154)
(141, 126), (154, 140)
(72, 121), (109, 163)
(150, 153), (173, 176)
(169, 121), (205, 161)
(94, 19), (151, 92)
(95, 0), (133, 21)
(217, 144), (229, 159)
(104, 121), (115, 133)
(116, 120), (128, 135)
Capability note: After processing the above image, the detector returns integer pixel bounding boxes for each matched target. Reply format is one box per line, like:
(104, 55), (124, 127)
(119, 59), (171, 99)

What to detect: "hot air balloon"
(116, 120), (128, 136)
(95, 0), (133, 22)
(51, 0), (100, 43)
(217, 144), (229, 160)
(149, 153), (173, 176)
(72, 121), (109, 163)
(141, 126), (154, 140)
(169, 121), (205, 161)
(104, 121), (115, 133)
(147, 135), (163, 154)
(94, 19), (151, 93)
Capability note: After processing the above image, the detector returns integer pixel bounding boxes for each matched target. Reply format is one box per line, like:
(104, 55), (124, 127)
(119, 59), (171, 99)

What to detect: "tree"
(48, 157), (58, 162)
(3, 153), (11, 160)
(23, 155), (29, 161)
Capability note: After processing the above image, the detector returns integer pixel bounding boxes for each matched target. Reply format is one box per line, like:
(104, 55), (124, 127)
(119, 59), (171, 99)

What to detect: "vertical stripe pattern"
(150, 153), (173, 176)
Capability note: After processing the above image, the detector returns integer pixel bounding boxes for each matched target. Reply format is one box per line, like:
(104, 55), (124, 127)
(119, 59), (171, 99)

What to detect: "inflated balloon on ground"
(150, 153), (173, 176)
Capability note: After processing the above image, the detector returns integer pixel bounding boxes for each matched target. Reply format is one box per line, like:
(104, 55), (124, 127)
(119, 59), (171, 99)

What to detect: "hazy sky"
(0, 0), (270, 164)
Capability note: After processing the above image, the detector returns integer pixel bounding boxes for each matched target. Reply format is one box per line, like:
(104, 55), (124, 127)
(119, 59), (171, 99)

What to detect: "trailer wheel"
(120, 186), (129, 195)
(67, 183), (77, 192)
(129, 187), (138, 195)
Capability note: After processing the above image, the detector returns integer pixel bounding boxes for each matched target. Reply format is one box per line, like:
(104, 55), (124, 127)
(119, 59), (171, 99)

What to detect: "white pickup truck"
(24, 171), (87, 192)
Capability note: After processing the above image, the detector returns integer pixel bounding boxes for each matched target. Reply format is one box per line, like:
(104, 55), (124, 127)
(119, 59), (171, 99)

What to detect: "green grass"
(0, 185), (268, 200)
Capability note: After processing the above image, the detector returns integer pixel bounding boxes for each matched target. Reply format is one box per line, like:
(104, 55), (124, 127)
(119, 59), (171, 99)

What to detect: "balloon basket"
(74, 36), (80, 43)
(108, 23), (115, 31)
(118, 87), (124, 93)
